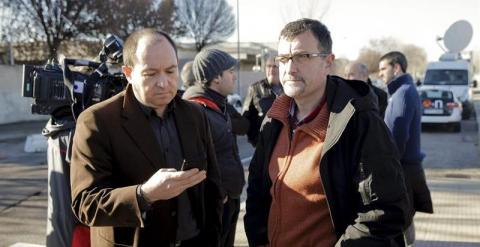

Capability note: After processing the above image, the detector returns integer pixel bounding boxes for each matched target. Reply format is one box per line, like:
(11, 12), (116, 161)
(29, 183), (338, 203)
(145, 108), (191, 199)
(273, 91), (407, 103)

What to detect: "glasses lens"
(275, 56), (289, 64)
(293, 54), (310, 64)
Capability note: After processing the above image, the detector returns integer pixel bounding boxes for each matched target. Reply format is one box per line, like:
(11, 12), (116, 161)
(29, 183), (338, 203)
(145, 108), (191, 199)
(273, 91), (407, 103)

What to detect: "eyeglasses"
(266, 64), (279, 69)
(275, 52), (331, 65)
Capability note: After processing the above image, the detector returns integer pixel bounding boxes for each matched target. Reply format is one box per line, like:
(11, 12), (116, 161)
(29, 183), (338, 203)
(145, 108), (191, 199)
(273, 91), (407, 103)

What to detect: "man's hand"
(140, 168), (206, 202)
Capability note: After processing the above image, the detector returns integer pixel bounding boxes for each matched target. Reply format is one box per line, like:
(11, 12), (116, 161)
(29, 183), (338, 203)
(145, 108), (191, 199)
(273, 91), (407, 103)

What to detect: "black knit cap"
(192, 48), (237, 84)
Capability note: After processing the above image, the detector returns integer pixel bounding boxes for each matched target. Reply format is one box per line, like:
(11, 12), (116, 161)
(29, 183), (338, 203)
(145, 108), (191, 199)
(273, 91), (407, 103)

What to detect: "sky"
(226, 0), (480, 62)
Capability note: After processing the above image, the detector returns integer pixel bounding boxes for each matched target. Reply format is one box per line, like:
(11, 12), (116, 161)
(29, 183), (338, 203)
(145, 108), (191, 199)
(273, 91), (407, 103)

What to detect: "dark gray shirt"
(139, 102), (199, 241)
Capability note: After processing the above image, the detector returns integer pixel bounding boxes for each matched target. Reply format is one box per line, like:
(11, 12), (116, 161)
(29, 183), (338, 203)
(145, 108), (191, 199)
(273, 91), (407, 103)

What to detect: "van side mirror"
(473, 80), (477, 88)
(416, 79), (422, 87)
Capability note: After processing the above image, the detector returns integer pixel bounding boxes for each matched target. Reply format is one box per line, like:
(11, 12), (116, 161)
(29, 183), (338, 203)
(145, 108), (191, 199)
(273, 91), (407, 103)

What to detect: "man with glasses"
(244, 18), (411, 247)
(242, 52), (283, 146)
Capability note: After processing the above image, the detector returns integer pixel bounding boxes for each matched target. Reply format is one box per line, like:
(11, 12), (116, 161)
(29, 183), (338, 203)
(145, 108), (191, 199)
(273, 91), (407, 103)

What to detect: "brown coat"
(70, 85), (223, 247)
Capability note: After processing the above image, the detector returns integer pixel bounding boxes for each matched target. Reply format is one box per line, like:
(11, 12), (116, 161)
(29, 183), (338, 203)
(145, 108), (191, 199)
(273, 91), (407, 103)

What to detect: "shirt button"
(171, 211), (177, 217)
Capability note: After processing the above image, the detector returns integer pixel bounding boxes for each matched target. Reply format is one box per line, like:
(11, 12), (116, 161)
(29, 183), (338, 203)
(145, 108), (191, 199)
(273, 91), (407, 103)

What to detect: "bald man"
(345, 62), (388, 117)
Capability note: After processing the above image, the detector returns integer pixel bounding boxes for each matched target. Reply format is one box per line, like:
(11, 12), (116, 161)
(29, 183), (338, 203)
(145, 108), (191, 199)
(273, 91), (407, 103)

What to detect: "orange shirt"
(267, 95), (336, 247)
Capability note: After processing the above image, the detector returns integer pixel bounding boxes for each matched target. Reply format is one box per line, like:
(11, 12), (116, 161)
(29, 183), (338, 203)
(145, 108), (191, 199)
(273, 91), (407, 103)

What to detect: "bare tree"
(91, 0), (181, 40)
(357, 48), (383, 75)
(331, 57), (350, 77)
(175, 0), (235, 51)
(279, 0), (331, 25)
(402, 44), (427, 78)
(357, 37), (427, 78)
(5, 0), (99, 61)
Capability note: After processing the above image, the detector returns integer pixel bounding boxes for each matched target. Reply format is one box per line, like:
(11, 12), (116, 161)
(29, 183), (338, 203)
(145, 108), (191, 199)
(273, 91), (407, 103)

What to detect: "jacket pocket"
(358, 162), (378, 206)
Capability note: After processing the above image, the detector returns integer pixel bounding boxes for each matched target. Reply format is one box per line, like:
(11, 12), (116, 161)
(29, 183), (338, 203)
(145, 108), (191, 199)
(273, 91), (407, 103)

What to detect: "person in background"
(345, 61), (388, 117)
(183, 48), (246, 247)
(379, 51), (434, 246)
(242, 52), (283, 147)
(181, 60), (196, 89)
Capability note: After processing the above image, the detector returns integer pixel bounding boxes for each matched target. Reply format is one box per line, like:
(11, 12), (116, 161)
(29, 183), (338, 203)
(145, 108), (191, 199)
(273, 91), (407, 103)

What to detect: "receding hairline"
(123, 29), (177, 67)
(350, 62), (368, 75)
(279, 30), (325, 53)
(137, 34), (174, 52)
(133, 34), (177, 67)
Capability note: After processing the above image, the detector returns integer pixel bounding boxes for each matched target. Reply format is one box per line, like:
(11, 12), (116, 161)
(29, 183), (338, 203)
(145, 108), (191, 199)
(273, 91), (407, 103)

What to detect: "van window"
(424, 69), (468, 85)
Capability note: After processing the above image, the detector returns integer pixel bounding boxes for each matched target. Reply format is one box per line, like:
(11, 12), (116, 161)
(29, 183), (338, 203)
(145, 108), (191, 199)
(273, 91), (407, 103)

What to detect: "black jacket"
(242, 79), (282, 146)
(367, 78), (388, 118)
(183, 86), (245, 199)
(244, 76), (411, 246)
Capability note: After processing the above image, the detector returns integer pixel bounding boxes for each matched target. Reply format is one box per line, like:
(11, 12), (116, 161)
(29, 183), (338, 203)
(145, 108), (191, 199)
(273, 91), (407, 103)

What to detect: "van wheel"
(462, 103), (471, 120)
(450, 122), (461, 132)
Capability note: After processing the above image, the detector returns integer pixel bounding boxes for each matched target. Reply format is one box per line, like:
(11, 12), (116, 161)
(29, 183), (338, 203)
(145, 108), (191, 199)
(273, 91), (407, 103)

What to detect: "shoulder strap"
(189, 97), (222, 113)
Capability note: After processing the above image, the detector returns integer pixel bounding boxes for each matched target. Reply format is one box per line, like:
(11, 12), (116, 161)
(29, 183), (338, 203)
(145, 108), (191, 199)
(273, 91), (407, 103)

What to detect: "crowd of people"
(46, 18), (433, 247)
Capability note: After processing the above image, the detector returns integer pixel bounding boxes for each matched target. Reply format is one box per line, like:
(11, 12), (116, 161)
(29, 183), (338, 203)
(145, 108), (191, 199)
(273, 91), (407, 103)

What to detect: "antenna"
(443, 20), (473, 54)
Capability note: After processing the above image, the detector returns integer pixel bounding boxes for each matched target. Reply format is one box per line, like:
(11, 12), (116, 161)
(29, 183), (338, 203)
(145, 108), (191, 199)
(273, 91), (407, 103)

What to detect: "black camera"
(21, 35), (128, 118)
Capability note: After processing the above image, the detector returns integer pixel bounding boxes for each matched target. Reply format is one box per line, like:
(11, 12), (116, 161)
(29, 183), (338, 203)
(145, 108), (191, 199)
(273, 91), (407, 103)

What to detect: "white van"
(419, 53), (477, 119)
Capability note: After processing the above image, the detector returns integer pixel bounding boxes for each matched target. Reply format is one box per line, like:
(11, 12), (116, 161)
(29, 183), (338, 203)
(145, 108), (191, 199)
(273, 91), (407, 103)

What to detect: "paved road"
(0, 134), (47, 247)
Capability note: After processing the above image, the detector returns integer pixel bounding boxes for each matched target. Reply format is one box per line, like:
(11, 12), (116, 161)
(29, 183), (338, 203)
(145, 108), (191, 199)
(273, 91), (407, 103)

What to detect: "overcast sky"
(227, 0), (480, 61)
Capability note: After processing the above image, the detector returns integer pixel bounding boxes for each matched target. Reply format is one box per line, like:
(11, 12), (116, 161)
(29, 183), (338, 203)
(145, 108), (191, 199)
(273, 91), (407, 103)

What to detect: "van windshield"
(423, 69), (468, 85)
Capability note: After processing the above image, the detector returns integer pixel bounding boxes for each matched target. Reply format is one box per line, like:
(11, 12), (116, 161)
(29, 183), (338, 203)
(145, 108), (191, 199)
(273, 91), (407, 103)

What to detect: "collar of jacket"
(120, 84), (200, 169)
(138, 96), (177, 119)
(387, 73), (414, 95)
(260, 78), (283, 94)
(325, 75), (378, 113)
(323, 76), (379, 156)
(182, 85), (226, 110)
(267, 75), (379, 156)
(259, 78), (272, 89)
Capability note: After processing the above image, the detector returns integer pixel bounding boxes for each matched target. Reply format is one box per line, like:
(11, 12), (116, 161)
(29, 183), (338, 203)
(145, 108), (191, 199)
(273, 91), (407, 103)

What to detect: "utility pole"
(236, 0), (240, 95)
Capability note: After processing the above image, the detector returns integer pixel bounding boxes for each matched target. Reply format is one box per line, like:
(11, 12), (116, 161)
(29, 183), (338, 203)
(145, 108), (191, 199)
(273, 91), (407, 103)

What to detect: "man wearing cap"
(183, 48), (245, 247)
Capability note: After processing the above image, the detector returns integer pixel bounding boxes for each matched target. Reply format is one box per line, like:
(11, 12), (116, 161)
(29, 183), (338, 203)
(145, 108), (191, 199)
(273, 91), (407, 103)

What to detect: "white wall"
(0, 65), (49, 124)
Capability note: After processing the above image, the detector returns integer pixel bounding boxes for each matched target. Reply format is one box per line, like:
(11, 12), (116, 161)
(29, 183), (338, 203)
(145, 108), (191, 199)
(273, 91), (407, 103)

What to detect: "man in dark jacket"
(244, 18), (411, 247)
(242, 52), (283, 146)
(183, 48), (245, 247)
(379, 51), (434, 246)
(70, 29), (223, 247)
(345, 61), (388, 117)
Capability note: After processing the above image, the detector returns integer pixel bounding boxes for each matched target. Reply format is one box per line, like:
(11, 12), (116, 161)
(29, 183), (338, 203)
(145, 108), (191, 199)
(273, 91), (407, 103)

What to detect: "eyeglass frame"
(274, 52), (332, 65)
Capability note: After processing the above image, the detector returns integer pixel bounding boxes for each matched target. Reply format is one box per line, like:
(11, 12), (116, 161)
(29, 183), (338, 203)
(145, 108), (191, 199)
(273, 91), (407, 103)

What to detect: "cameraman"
(70, 28), (223, 247)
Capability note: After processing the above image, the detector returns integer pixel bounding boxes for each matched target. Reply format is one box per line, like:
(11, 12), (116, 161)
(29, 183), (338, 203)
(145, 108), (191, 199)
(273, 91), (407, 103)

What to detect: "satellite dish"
(443, 20), (473, 53)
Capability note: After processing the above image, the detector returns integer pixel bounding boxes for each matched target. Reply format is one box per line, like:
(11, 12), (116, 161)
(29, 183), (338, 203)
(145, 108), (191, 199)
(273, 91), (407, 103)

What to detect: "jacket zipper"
(270, 129), (296, 246)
